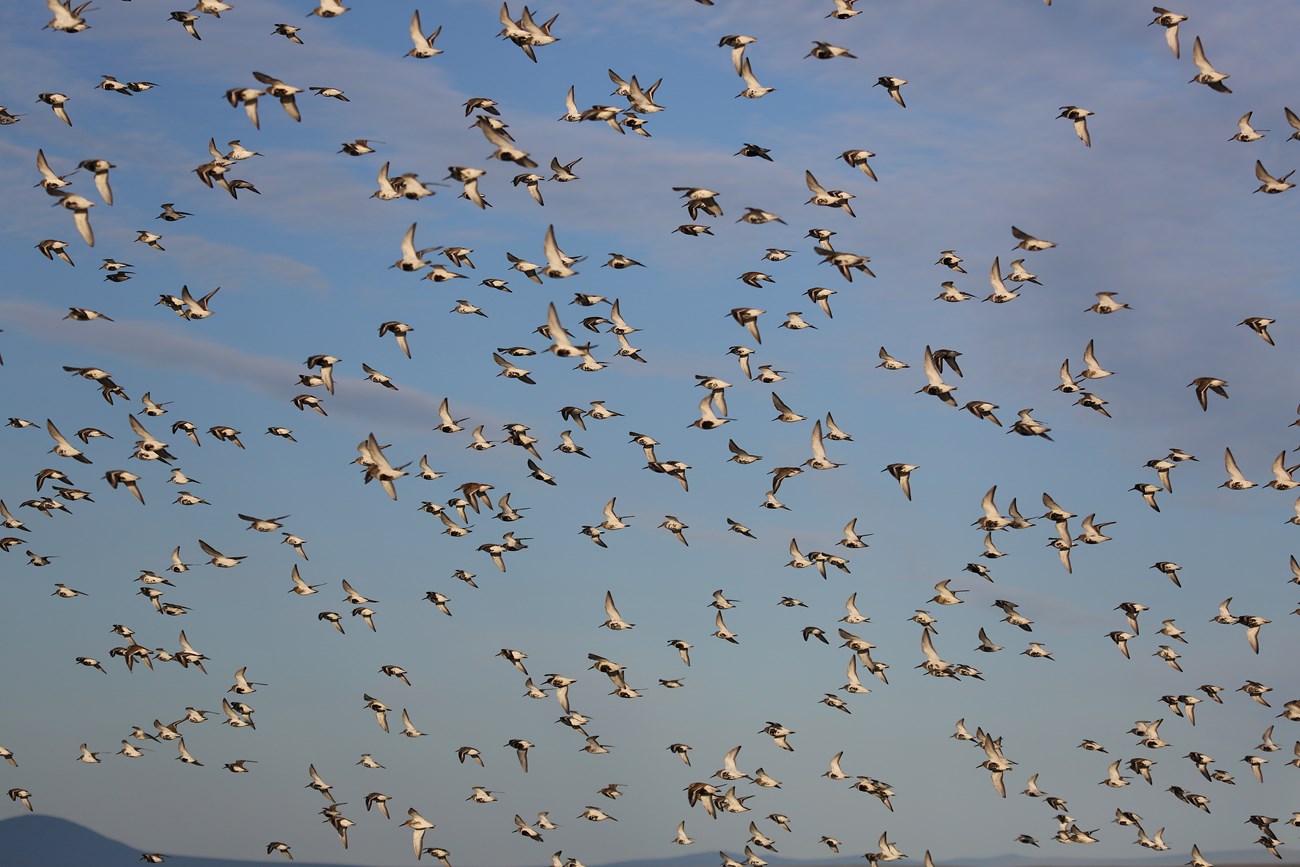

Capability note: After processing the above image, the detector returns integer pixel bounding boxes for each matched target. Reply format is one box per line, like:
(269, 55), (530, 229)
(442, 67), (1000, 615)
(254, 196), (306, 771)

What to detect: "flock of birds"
(2, 1), (1299, 866)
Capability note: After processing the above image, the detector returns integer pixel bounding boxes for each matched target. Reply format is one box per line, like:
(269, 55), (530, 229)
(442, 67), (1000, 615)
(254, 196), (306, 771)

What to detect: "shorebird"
(874, 76), (908, 107)
(1254, 161), (1295, 194)
(406, 10), (442, 58)
(1058, 106), (1093, 147)
(1189, 36), (1231, 93)
(1231, 111), (1267, 143)
(1188, 377), (1228, 411)
(402, 809), (436, 857)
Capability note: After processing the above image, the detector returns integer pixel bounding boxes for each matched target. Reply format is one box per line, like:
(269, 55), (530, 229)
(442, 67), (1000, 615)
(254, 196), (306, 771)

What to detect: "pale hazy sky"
(1, 1), (1297, 866)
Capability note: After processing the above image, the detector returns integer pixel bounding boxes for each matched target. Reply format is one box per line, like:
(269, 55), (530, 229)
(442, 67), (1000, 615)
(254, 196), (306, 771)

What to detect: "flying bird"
(1150, 7), (1187, 58)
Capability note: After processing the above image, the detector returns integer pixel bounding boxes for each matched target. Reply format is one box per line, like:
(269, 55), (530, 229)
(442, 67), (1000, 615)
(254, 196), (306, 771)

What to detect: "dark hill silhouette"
(0, 815), (1286, 867)
(0, 814), (349, 867)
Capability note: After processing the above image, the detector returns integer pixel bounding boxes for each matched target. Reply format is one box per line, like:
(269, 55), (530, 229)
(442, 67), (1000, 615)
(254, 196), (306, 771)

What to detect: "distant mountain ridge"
(0, 815), (348, 867)
(600, 850), (1292, 867)
(0, 815), (1288, 867)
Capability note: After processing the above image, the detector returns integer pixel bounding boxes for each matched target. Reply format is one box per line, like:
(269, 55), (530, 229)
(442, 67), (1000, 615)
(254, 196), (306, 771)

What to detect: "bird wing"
(923, 346), (945, 387)
(376, 162), (399, 196)
(542, 225), (570, 274)
(609, 299), (629, 330)
(71, 206), (94, 247)
(1191, 36), (1213, 75)
(1083, 339), (1102, 372)
(547, 303), (576, 352)
(46, 419), (76, 451)
(399, 222), (418, 259)
(36, 149), (59, 183)
(409, 9), (426, 46)
(364, 433), (399, 476)
(920, 630), (943, 665)
(1284, 106), (1300, 134)
(1073, 116), (1090, 148)
(1224, 447), (1246, 482)
(94, 169), (113, 206)
(988, 257), (1008, 294)
(981, 486), (999, 520)
(810, 420), (827, 461)
(804, 170), (828, 196)
(1059, 359), (1076, 388)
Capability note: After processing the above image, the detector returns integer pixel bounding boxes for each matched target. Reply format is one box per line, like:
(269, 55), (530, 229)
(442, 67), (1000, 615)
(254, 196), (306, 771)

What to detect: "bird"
(877, 348), (909, 371)
(1010, 409), (1052, 440)
(402, 809), (436, 857)
(135, 230), (165, 250)
(1238, 317), (1276, 345)
(513, 814), (544, 843)
(506, 738), (534, 773)
(1189, 36), (1231, 93)
(174, 739), (202, 766)
(37, 91), (72, 125)
(105, 470), (145, 505)
(736, 58), (775, 99)
(1058, 106), (1094, 147)
(198, 540), (244, 568)
(874, 76), (908, 107)
(1189, 377), (1228, 411)
(1078, 339), (1112, 380)
(379, 321), (415, 358)
(250, 71), (303, 123)
(1022, 642), (1054, 660)
(405, 10), (442, 58)
(273, 23), (304, 43)
(917, 346), (958, 405)
(1011, 226), (1056, 251)
(1148, 7), (1188, 57)
(37, 239), (75, 266)
(1222, 448), (1256, 490)
(1231, 111), (1268, 143)
(1088, 292), (1129, 314)
(1254, 160), (1295, 194)
(884, 463), (918, 500)
(600, 592), (634, 630)
(8, 788), (33, 811)
(310, 86), (349, 101)
(807, 40), (856, 60)
(549, 156), (582, 182)
(46, 419), (92, 464)
(1265, 452), (1298, 490)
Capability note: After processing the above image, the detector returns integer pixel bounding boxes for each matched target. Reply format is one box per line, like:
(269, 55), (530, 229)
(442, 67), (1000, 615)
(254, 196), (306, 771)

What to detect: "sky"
(1, 0), (1298, 865)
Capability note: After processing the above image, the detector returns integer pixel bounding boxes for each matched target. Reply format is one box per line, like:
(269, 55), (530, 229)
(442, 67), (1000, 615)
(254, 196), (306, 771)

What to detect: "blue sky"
(1, 1), (1297, 865)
